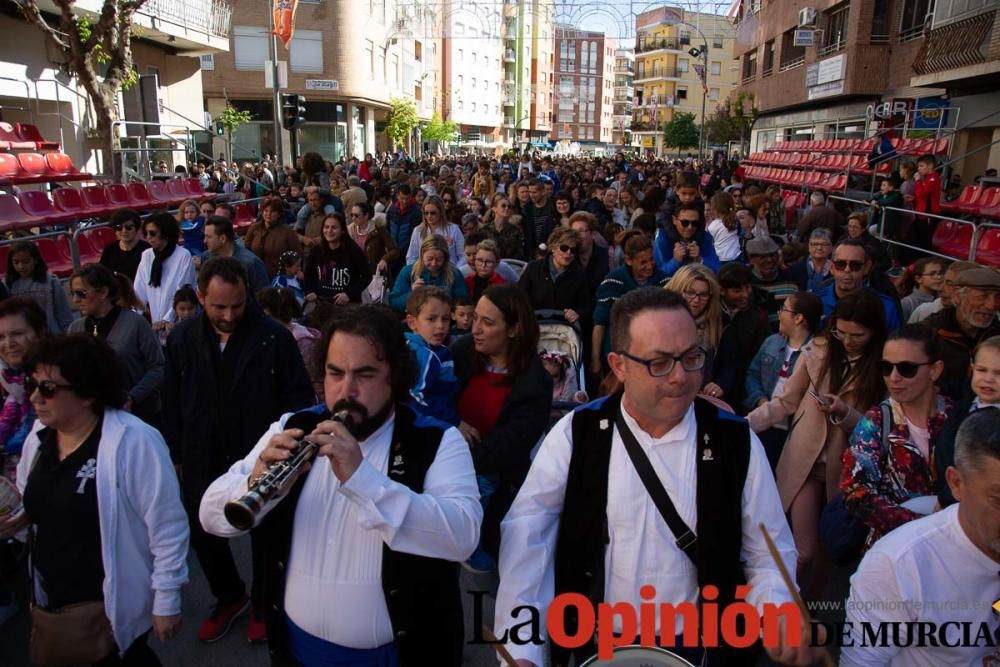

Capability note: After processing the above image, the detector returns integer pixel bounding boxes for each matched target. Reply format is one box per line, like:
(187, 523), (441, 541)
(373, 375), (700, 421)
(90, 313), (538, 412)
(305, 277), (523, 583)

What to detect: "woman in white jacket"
(0, 334), (188, 664)
(405, 194), (466, 267)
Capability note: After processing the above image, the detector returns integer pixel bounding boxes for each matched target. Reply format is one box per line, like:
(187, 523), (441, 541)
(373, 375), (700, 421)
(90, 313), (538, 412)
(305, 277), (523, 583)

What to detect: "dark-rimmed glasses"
(618, 347), (707, 377)
(25, 377), (73, 399)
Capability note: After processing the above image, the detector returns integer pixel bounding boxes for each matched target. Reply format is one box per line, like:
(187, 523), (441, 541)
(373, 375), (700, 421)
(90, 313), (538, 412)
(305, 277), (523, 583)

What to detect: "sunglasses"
(25, 377), (73, 399)
(557, 244), (578, 254)
(880, 360), (932, 378)
(832, 259), (865, 272)
(113, 223), (136, 232)
(70, 289), (92, 299)
(677, 218), (699, 228)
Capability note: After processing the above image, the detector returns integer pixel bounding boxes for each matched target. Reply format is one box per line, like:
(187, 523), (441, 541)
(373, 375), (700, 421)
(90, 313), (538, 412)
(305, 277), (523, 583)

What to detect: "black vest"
(254, 405), (464, 667)
(553, 393), (758, 666)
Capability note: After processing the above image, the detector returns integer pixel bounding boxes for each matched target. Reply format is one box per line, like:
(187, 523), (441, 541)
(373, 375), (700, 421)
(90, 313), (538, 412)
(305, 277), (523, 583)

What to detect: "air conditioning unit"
(798, 7), (818, 27)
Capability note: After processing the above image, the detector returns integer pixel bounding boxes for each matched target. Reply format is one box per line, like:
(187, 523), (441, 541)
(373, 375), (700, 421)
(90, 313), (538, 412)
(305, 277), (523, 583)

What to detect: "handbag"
(819, 403), (888, 565)
(27, 526), (116, 666)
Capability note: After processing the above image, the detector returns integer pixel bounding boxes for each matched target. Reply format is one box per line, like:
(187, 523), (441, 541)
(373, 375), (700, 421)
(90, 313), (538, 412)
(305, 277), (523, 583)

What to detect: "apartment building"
(0, 0), (231, 175)
(631, 7), (739, 157)
(203, 0), (436, 163)
(732, 0), (934, 153)
(498, 0), (553, 148)
(442, 0), (504, 150)
(612, 48), (635, 149)
(552, 27), (616, 150)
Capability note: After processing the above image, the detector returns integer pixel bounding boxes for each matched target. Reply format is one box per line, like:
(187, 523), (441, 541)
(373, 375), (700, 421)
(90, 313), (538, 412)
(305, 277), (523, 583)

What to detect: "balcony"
(818, 39), (846, 56)
(503, 116), (515, 127)
(138, 0), (232, 50)
(779, 57), (805, 72)
(614, 84), (634, 98)
(505, 50), (516, 63)
(614, 64), (635, 74)
(633, 67), (680, 83)
(635, 38), (680, 53)
(912, 9), (999, 86)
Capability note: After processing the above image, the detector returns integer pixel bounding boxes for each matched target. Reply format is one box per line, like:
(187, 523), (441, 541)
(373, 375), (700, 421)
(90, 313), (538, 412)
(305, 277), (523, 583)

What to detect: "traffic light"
(281, 93), (307, 131)
(215, 120), (225, 136)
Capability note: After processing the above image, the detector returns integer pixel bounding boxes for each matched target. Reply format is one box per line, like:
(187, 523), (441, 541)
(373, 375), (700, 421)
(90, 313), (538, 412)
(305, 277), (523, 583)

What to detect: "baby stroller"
(535, 309), (588, 425)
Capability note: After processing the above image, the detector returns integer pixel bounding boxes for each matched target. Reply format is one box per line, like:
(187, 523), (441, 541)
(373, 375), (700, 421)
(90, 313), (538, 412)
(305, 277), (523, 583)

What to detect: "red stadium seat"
(167, 179), (188, 202)
(148, 179), (184, 206)
(952, 187), (994, 216)
(183, 178), (208, 200)
(0, 153), (21, 183)
(975, 228), (1000, 267)
(0, 122), (35, 150)
(233, 202), (256, 230)
(73, 232), (102, 263)
(52, 187), (94, 219)
(20, 190), (75, 224)
(126, 182), (154, 209)
(0, 193), (43, 232)
(85, 225), (118, 249)
(0, 244), (10, 279)
(15, 123), (59, 150)
(931, 219), (960, 254)
(941, 185), (980, 215)
(36, 237), (74, 276)
(105, 184), (132, 209)
(81, 186), (115, 217)
(16, 153), (48, 179)
(971, 187), (1000, 218)
(44, 153), (78, 177)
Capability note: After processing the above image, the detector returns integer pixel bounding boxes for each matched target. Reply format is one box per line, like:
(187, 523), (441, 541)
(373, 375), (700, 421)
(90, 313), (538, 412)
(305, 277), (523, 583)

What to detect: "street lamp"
(687, 42), (709, 162)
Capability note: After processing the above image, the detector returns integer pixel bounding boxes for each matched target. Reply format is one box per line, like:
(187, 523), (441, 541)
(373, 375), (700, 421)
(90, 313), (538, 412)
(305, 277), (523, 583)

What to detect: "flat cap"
(955, 266), (1000, 289)
(746, 235), (780, 256)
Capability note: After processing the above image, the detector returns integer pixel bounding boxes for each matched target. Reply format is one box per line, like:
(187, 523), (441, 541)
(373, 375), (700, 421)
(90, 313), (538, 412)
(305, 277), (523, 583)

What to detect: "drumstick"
(481, 625), (519, 667)
(758, 523), (835, 667)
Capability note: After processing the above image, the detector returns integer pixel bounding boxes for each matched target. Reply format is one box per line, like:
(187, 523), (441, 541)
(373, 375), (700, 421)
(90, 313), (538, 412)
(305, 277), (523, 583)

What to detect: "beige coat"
(747, 338), (864, 511)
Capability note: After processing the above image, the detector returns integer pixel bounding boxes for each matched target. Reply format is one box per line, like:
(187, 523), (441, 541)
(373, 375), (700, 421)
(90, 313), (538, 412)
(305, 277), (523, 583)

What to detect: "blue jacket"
(405, 332), (460, 426)
(386, 199), (422, 255)
(388, 264), (468, 312)
(818, 284), (903, 333)
(653, 227), (722, 277)
(744, 333), (811, 412)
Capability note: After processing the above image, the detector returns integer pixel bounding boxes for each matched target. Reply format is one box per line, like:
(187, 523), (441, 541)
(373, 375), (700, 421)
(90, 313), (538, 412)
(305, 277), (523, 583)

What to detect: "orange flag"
(273, 0), (298, 49)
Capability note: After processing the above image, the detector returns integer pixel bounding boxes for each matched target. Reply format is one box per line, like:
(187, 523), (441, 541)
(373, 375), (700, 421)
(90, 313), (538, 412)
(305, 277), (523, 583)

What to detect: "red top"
(457, 371), (512, 437)
(914, 172), (941, 216)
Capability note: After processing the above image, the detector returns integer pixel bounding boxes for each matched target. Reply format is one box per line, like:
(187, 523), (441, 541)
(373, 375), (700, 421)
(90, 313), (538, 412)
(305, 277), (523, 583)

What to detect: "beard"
(330, 397), (394, 441)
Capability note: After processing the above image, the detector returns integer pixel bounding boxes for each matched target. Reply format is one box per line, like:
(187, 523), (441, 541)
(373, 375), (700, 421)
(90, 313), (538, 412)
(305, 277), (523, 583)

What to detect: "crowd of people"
(0, 148), (996, 666)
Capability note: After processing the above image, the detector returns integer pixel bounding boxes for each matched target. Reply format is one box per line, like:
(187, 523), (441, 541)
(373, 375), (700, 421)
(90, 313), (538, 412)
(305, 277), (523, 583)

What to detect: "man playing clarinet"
(200, 304), (481, 666)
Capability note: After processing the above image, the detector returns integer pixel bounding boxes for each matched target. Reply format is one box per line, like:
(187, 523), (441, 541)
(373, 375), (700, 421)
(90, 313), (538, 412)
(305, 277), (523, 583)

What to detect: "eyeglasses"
(880, 360), (932, 378)
(832, 259), (865, 272)
(779, 304), (799, 316)
(423, 210), (439, 216)
(831, 328), (870, 342)
(677, 218), (699, 228)
(557, 244), (578, 254)
(24, 377), (73, 399)
(618, 347), (707, 377)
(71, 289), (92, 300)
(809, 241), (831, 248)
(682, 288), (710, 301)
(113, 223), (136, 232)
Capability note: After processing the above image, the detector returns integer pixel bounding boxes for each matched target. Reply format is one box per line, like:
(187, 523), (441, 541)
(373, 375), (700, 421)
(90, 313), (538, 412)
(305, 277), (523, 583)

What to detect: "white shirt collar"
(620, 400), (695, 447)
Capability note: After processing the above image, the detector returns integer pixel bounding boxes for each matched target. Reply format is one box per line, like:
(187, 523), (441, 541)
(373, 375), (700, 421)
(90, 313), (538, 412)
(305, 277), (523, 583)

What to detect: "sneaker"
(247, 610), (267, 644)
(462, 546), (495, 575)
(197, 594), (250, 643)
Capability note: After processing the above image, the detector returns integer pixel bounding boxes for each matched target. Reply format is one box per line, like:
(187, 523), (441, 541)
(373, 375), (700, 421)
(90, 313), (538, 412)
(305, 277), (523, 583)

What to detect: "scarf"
(149, 241), (176, 288)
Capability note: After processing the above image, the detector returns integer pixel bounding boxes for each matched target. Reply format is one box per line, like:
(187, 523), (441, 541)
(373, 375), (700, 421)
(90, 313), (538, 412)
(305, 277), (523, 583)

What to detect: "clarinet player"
(199, 304), (481, 667)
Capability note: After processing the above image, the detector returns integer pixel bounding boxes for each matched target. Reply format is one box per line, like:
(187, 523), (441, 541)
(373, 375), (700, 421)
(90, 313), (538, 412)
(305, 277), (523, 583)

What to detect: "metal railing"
(779, 57), (805, 71)
(635, 38), (679, 53)
(819, 40), (846, 56)
(141, 0), (233, 40)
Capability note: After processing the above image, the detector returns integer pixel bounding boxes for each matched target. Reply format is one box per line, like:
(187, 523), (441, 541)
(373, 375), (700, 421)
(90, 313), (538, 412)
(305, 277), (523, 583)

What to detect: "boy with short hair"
(451, 296), (475, 338)
(472, 159), (495, 199)
(970, 336), (1000, 411)
(404, 286), (460, 426)
(657, 171), (704, 231)
(913, 154), (942, 252)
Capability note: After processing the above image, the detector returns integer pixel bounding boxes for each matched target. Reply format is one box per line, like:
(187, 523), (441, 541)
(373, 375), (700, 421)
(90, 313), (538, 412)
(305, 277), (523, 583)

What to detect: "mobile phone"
(809, 390), (830, 407)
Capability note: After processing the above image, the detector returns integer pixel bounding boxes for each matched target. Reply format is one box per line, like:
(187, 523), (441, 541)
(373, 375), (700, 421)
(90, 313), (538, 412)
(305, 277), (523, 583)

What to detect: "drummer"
(494, 288), (820, 666)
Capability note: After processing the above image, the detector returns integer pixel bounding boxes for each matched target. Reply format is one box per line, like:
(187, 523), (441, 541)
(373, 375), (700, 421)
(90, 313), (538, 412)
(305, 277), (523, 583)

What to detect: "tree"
(386, 98), (419, 153)
(421, 113), (459, 144)
(16, 1), (146, 179)
(217, 106), (253, 164)
(663, 112), (699, 152)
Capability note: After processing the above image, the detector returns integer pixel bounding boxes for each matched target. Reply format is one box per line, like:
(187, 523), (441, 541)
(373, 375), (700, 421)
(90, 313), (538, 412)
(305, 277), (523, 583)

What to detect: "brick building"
(552, 27), (616, 150)
(202, 0), (436, 164)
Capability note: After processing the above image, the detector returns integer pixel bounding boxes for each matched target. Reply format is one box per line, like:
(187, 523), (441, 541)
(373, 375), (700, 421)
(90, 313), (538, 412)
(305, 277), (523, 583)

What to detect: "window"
(762, 39), (775, 74)
(713, 35), (724, 48)
(678, 58), (689, 73)
(234, 26), (268, 71)
(589, 43), (598, 74)
(290, 30), (323, 73)
(377, 51), (385, 82)
(472, 52), (477, 64)
(709, 88), (719, 101)
(711, 61), (721, 76)
(779, 30), (805, 69)
(199, 54), (215, 70)
(680, 31), (691, 45)
(455, 22), (465, 35)
(580, 41), (590, 71)
(677, 87), (688, 100)
(458, 48), (464, 62)
(365, 40), (374, 79)
(471, 77), (477, 88)
(899, 0), (933, 41)
(742, 50), (757, 80)
(824, 5), (849, 51)
(458, 75), (464, 87)
(392, 55), (399, 86)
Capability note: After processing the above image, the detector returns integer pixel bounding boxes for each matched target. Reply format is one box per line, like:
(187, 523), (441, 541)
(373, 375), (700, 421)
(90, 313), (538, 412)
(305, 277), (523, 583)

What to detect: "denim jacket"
(744, 333), (810, 412)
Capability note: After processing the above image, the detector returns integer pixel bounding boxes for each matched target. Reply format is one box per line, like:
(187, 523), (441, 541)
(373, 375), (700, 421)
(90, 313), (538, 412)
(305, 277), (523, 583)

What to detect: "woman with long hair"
(748, 290), (888, 598)
(451, 285), (552, 564)
(388, 235), (467, 311)
(618, 185), (644, 224)
(841, 324), (953, 548)
(5, 241), (73, 334)
(303, 212), (371, 305)
(666, 264), (724, 396)
(300, 151), (331, 193)
(707, 191), (741, 263)
(480, 193), (524, 260)
(404, 195), (465, 267)
(347, 202), (398, 279)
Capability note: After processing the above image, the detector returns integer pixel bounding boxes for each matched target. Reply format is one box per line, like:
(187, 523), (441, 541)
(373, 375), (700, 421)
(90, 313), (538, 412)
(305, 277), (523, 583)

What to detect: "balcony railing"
(818, 39), (846, 56)
(741, 72), (756, 84)
(635, 38), (679, 53)
(870, 34), (890, 45)
(614, 65), (634, 74)
(141, 0), (233, 39)
(779, 56), (805, 72)
(634, 67), (680, 81)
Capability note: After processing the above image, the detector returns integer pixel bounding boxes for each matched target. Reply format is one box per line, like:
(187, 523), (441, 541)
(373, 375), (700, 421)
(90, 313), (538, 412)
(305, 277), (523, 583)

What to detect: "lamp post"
(661, 15), (711, 162)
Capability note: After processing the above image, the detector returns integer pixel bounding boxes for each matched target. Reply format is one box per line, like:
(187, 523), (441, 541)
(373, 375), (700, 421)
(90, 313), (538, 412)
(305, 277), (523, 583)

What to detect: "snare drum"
(579, 645), (698, 666)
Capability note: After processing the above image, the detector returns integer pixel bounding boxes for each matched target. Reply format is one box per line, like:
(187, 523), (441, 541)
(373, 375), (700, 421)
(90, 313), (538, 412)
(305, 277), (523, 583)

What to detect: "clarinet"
(223, 410), (348, 530)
